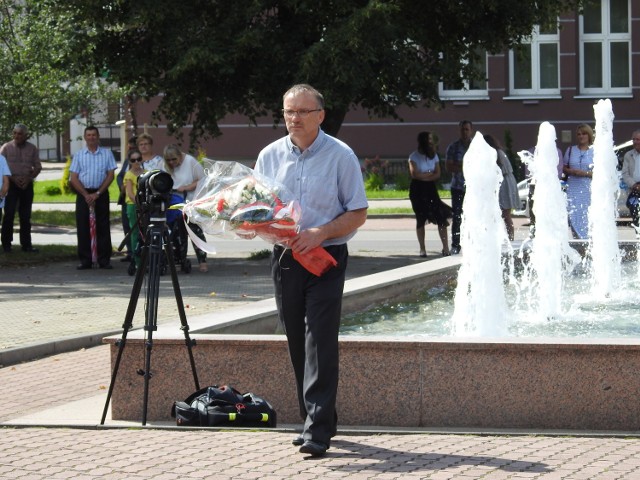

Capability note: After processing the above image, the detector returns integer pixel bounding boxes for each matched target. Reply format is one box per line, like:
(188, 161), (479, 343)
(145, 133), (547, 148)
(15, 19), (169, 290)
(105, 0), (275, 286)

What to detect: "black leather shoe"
(99, 264), (114, 270)
(292, 435), (304, 446)
(299, 440), (328, 457)
(76, 264), (92, 270)
(22, 247), (39, 253)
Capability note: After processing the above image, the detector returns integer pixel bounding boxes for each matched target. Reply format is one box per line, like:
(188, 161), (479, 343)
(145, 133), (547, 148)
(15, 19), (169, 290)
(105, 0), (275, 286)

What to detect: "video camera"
(136, 169), (174, 222)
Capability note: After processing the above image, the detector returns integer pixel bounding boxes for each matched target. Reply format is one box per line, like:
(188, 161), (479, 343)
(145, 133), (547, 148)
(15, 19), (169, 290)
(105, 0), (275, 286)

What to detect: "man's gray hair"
(283, 84), (324, 109)
(13, 123), (28, 133)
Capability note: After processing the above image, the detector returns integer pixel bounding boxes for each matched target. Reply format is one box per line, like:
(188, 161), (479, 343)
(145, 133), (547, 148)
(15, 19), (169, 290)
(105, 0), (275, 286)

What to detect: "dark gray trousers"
(271, 244), (348, 446)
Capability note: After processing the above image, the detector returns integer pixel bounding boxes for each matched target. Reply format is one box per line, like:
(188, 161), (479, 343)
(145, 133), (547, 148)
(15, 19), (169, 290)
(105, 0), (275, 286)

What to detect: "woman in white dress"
(562, 124), (594, 239)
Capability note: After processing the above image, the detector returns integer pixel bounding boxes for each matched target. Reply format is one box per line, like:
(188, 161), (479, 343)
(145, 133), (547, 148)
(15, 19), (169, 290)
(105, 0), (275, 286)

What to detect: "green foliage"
(362, 156), (389, 190)
(54, 0), (579, 146)
(364, 173), (385, 191)
(247, 249), (271, 260)
(0, 0), (124, 138)
(60, 156), (73, 195)
(37, 177), (120, 202)
(44, 185), (62, 196)
(393, 172), (411, 191)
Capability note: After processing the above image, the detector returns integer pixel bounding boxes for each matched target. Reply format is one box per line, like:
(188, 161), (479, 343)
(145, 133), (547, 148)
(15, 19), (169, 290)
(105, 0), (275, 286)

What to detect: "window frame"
(439, 50), (489, 100)
(579, 0), (631, 95)
(508, 25), (561, 97)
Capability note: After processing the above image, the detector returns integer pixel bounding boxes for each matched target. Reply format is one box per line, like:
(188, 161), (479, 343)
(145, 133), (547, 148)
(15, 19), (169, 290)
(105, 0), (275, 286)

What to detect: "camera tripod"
(100, 215), (200, 425)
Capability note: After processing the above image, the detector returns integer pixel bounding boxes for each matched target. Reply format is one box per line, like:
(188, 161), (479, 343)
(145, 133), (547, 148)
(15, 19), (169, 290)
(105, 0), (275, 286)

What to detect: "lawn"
(31, 180), (442, 218)
(34, 179), (121, 203)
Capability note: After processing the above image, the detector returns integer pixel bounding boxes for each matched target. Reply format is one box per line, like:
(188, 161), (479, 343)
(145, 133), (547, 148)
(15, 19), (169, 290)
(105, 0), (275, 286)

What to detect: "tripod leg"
(100, 241), (150, 425)
(164, 228), (200, 391)
(141, 226), (164, 425)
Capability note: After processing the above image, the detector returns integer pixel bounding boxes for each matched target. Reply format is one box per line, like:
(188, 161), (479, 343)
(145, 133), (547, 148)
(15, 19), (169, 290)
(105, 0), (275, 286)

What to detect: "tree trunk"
(321, 107), (347, 138)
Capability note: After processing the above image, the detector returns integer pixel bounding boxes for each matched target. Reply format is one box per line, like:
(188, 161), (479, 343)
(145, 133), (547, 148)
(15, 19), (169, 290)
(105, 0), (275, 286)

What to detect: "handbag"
(172, 385), (277, 428)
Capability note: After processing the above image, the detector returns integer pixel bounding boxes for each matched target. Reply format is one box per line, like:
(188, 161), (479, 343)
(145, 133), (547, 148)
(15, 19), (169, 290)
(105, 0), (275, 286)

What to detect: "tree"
(56, 0), (580, 145)
(0, 0), (122, 138)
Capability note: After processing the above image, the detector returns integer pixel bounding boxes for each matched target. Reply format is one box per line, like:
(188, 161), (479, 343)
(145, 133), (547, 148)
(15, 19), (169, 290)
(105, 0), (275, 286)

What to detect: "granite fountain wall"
(105, 250), (640, 430)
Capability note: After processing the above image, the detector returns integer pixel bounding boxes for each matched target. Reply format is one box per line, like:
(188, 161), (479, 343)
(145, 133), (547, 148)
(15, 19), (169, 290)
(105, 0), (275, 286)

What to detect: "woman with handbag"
(563, 124), (594, 239)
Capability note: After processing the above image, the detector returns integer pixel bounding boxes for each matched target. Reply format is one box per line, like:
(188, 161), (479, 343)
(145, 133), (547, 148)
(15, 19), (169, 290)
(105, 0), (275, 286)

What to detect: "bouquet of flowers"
(172, 161), (337, 276)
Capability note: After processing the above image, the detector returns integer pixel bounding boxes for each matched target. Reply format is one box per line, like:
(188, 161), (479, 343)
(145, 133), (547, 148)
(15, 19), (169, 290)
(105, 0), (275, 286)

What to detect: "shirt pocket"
(301, 175), (338, 210)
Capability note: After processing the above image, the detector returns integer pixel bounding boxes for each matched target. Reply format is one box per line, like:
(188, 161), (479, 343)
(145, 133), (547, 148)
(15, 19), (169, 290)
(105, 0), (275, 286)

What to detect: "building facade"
(129, 0), (638, 164)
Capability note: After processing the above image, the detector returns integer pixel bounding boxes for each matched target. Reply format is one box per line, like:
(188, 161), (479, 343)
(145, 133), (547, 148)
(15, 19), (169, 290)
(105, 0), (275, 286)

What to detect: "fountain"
(589, 99), (622, 296)
(518, 122), (579, 321)
(451, 132), (510, 337)
(105, 100), (640, 431)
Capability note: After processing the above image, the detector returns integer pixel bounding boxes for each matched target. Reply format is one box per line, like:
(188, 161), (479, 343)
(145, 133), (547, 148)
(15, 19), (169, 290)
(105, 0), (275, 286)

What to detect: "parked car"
(515, 140), (635, 218)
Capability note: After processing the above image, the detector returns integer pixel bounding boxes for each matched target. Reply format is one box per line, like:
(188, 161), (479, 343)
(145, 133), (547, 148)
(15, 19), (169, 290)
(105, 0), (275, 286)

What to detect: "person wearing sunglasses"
(123, 149), (144, 269)
(255, 84), (368, 457)
(115, 135), (139, 262)
(163, 144), (208, 272)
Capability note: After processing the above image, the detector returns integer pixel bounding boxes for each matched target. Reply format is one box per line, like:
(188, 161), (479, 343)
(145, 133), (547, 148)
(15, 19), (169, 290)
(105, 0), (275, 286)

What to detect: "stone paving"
(2, 343), (640, 480)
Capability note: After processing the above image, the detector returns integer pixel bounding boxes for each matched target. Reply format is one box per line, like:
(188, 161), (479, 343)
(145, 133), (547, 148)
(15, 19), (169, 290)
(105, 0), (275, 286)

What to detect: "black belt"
(273, 245), (292, 256)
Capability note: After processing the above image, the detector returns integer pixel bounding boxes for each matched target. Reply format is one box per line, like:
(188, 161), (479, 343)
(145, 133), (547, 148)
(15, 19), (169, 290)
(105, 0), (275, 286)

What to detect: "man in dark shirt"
(445, 120), (473, 255)
(0, 123), (42, 253)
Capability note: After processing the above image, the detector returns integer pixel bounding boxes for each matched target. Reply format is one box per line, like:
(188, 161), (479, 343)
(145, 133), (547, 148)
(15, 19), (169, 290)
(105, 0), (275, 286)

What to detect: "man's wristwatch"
(95, 190), (100, 196)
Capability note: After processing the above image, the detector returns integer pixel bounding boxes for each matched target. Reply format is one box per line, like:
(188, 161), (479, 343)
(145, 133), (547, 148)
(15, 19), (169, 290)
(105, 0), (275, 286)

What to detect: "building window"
(509, 24), (560, 96)
(439, 49), (488, 99)
(580, 0), (630, 94)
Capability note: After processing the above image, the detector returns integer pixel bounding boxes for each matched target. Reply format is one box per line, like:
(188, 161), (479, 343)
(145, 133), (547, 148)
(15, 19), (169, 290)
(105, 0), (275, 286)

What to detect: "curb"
(0, 330), (122, 367)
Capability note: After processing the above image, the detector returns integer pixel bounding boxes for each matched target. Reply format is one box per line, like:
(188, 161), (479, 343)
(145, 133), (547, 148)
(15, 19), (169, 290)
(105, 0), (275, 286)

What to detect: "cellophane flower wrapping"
(175, 160), (337, 276)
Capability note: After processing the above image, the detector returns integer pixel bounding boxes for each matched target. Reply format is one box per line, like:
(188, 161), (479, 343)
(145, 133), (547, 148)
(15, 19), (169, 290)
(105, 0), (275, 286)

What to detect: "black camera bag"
(172, 385), (277, 428)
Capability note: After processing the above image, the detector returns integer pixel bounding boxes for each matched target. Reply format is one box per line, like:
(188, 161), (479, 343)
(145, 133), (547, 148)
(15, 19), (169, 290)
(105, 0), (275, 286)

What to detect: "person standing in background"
(123, 149), (144, 269)
(445, 120), (473, 255)
(116, 135), (138, 262)
(620, 129), (640, 235)
(408, 131), (452, 257)
(0, 154), (11, 229)
(484, 134), (519, 241)
(69, 126), (117, 269)
(0, 123), (42, 253)
(562, 124), (594, 239)
(137, 133), (164, 171)
(162, 144), (209, 272)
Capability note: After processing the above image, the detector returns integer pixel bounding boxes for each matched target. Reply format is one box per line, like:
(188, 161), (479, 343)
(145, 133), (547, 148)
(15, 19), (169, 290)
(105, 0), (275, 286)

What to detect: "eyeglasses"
(165, 157), (179, 162)
(138, 142), (151, 146)
(282, 108), (322, 118)
(129, 157), (142, 162)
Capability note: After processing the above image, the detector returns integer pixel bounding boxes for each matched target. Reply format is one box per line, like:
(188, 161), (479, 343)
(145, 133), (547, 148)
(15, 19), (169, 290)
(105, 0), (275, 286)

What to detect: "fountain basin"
(105, 245), (640, 430)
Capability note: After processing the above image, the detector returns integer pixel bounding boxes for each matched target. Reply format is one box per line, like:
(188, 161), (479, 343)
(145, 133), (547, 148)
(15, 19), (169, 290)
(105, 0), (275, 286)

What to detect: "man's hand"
(83, 191), (99, 207)
(11, 175), (30, 189)
(288, 228), (324, 255)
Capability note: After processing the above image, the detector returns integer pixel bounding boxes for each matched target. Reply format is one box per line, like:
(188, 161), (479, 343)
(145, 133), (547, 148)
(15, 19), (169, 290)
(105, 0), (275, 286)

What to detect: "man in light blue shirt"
(255, 84), (368, 458)
(69, 126), (117, 269)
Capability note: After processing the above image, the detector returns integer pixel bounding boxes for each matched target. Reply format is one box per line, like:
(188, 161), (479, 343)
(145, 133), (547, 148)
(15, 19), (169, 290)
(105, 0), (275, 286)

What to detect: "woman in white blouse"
(163, 144), (208, 272)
